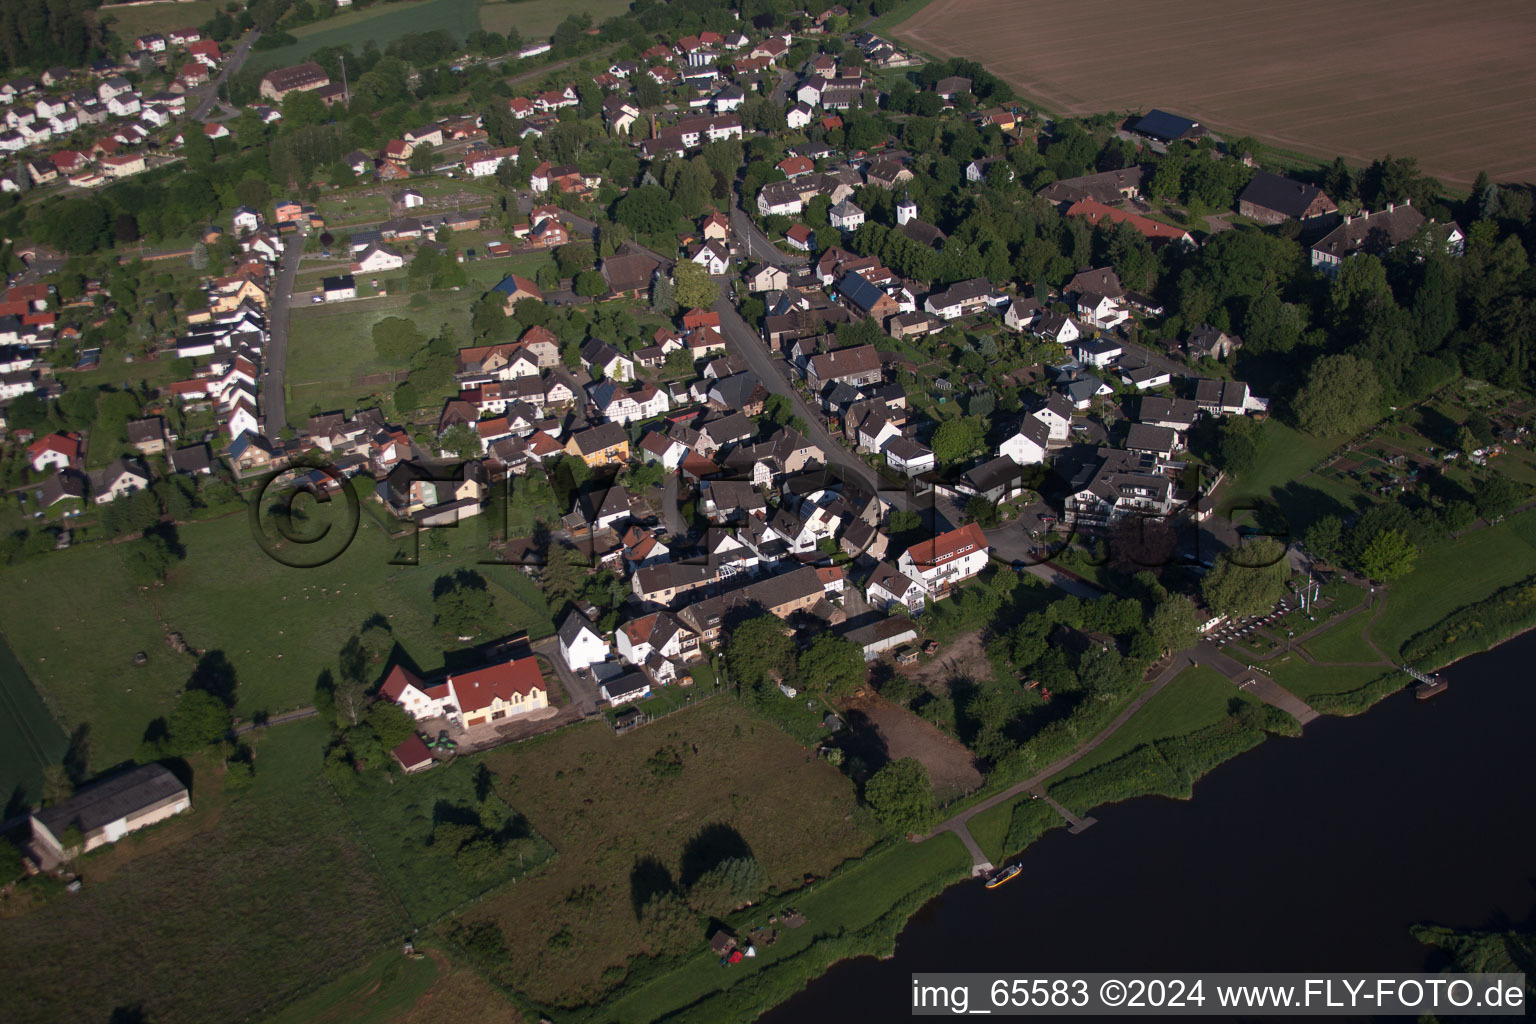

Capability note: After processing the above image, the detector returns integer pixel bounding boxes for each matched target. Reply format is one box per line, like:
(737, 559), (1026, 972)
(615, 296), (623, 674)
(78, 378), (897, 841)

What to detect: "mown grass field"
(337, 756), (555, 925)
(478, 0), (634, 40)
(1049, 665), (1255, 784)
(1, 721), (405, 1024)
(450, 698), (884, 1011)
(250, 0), (483, 72)
(1373, 508), (1536, 658)
(262, 943), (443, 1024)
(1300, 616), (1383, 664)
(285, 253), (552, 429)
(98, 0), (224, 43)
(1216, 419), (1357, 529)
(0, 509), (553, 768)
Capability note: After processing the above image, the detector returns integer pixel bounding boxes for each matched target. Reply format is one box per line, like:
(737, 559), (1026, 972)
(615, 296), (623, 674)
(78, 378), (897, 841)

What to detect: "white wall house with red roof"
(379, 657), (550, 728)
(896, 522), (990, 600)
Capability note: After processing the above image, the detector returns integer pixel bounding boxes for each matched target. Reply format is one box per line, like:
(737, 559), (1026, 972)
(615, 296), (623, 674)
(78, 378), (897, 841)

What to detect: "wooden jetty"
(1403, 664), (1448, 700)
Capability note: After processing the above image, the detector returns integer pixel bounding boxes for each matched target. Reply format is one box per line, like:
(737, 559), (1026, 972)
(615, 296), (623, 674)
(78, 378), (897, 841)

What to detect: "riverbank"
(761, 628), (1536, 1020)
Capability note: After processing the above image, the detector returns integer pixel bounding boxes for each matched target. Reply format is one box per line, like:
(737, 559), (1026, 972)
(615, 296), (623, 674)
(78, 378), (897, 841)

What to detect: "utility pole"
(339, 53), (349, 107)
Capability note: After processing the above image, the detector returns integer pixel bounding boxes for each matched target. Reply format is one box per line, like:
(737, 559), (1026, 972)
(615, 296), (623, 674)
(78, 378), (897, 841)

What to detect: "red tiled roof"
(379, 664), (425, 701)
(1065, 199), (1191, 244)
(449, 656), (545, 713)
(904, 522), (987, 571)
(28, 432), (80, 461)
(391, 733), (432, 770)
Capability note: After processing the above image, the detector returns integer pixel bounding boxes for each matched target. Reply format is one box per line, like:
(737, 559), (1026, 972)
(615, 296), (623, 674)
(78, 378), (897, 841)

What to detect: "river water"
(764, 632), (1536, 1020)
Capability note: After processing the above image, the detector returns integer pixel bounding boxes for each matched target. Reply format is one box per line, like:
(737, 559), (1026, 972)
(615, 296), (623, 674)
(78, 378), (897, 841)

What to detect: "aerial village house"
(258, 62), (331, 102)
(897, 522), (990, 600)
(380, 657), (550, 728)
(1063, 448), (1182, 531)
(1237, 171), (1339, 225)
(566, 422), (630, 468)
(1309, 201), (1462, 275)
(557, 611), (609, 673)
(30, 763), (191, 860)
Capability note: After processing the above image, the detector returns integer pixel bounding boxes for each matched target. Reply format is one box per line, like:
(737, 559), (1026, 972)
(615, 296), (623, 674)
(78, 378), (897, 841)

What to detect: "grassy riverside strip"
(1049, 707), (1298, 818)
(1401, 574), (1536, 670)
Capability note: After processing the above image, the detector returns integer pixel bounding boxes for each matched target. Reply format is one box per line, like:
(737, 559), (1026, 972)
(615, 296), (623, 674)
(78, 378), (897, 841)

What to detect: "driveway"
(661, 471), (687, 536)
(261, 229), (305, 436)
(531, 635), (602, 715)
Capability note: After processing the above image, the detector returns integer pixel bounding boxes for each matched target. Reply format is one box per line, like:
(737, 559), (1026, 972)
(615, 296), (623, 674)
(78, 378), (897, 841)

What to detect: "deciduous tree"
(864, 757), (934, 836)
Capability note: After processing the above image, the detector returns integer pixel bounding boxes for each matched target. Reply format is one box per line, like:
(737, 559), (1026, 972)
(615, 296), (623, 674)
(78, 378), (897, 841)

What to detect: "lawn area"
(967, 797), (1014, 864)
(98, 0), (224, 42)
(1300, 615), (1382, 664)
(1267, 659), (1391, 702)
(600, 832), (971, 1024)
(2, 720), (404, 1024)
(447, 698), (884, 1011)
(285, 254), (553, 429)
(0, 510), (553, 768)
(1216, 419), (1358, 529)
(1372, 507), (1536, 659)
(1049, 664), (1254, 784)
(747, 684), (842, 747)
(479, 0), (634, 39)
(871, 0), (937, 36)
(261, 942), (442, 1024)
(251, 0), (483, 72)
(336, 756), (556, 925)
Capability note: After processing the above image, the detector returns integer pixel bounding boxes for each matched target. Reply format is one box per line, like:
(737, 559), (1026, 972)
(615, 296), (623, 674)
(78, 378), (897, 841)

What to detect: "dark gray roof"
(961, 455), (1024, 493)
(1125, 423), (1178, 454)
(168, 443), (213, 474)
(558, 610), (600, 646)
(1138, 396), (1198, 426)
(1133, 109), (1202, 142)
(34, 763), (187, 837)
(1238, 171), (1333, 219)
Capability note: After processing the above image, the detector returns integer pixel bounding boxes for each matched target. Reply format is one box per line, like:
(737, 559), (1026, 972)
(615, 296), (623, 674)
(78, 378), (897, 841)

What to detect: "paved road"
(661, 471), (686, 536)
(729, 196), (804, 269)
(262, 229), (305, 436)
(195, 30), (260, 122)
(711, 293), (916, 513)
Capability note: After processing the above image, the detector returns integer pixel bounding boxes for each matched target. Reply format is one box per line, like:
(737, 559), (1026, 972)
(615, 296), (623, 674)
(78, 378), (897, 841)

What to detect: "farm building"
(31, 763), (191, 860)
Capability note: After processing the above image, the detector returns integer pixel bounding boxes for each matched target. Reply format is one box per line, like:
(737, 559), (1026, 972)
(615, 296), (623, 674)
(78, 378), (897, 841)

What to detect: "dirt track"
(897, 0), (1536, 187)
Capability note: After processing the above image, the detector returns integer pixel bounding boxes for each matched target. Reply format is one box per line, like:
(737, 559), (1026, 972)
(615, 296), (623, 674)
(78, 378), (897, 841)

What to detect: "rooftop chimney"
(1387, 201), (1395, 212)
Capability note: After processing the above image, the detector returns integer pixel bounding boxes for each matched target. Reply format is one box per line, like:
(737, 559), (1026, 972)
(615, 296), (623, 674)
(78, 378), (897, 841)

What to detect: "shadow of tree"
(678, 823), (754, 888)
(186, 650), (238, 708)
(630, 854), (675, 919)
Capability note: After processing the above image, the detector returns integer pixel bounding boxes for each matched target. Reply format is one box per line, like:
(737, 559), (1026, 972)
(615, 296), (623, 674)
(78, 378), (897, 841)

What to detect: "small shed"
(391, 733), (435, 773)
(709, 929), (737, 955)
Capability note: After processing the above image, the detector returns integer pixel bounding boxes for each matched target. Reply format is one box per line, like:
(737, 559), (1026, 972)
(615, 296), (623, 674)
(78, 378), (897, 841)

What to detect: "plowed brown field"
(896, 0), (1536, 187)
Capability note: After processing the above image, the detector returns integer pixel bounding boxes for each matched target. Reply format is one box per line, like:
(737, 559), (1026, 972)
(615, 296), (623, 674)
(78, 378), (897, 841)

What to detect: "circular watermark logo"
(247, 462), (360, 568)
